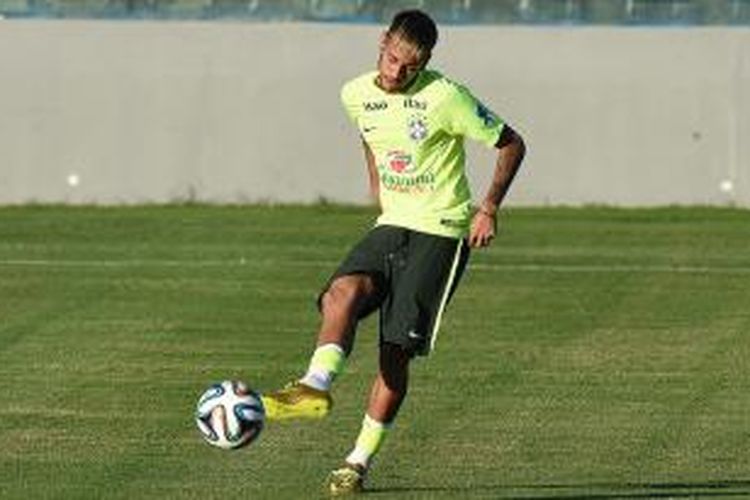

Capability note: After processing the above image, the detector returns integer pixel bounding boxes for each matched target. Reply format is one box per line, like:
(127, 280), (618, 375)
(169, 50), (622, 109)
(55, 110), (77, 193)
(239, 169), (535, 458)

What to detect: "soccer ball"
(195, 380), (265, 449)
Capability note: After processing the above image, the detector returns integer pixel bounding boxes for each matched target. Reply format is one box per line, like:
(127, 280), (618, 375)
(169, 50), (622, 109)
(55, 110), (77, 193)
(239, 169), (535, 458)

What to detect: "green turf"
(1, 205), (749, 499)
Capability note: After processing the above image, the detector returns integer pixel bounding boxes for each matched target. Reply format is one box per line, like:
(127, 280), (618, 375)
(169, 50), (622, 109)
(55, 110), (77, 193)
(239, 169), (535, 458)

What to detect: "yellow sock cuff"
(310, 343), (346, 376)
(355, 414), (390, 456)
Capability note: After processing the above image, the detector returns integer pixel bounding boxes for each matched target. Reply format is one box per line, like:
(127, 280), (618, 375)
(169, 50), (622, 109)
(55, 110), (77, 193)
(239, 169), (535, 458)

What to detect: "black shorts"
(319, 225), (470, 357)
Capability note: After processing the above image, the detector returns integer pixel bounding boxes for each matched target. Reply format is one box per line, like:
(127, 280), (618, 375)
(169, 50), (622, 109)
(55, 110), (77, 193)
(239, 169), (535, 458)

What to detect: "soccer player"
(262, 9), (525, 495)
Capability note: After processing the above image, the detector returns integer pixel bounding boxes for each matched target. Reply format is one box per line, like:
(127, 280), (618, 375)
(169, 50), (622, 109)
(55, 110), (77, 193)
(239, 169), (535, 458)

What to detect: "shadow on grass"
(367, 479), (750, 498)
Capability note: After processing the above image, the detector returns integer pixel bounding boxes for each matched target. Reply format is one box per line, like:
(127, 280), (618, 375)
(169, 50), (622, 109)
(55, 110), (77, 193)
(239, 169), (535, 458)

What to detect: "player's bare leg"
(261, 274), (378, 420)
(328, 343), (410, 494)
(364, 342), (410, 423)
(316, 274), (379, 354)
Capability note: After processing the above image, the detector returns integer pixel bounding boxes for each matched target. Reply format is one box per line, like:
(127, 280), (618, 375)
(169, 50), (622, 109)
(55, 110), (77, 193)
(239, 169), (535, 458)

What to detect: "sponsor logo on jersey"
(385, 150), (413, 174)
(380, 151), (435, 194)
(363, 100), (388, 112)
(380, 171), (436, 193)
(403, 98), (427, 111)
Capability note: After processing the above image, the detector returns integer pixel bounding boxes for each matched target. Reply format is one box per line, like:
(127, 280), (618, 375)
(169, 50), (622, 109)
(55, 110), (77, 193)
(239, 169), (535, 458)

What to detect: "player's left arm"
(361, 139), (380, 206)
(469, 125), (526, 248)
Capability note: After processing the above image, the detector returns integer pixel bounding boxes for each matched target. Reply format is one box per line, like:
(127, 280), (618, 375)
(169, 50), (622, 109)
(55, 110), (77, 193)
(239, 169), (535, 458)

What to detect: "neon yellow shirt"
(341, 69), (505, 238)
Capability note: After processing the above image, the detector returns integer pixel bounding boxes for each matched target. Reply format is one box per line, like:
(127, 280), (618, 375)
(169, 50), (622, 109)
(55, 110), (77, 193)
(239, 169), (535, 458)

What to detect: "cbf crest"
(407, 115), (428, 142)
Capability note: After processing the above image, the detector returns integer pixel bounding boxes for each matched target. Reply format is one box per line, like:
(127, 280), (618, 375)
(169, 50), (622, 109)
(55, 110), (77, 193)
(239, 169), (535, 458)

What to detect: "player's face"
(377, 34), (428, 93)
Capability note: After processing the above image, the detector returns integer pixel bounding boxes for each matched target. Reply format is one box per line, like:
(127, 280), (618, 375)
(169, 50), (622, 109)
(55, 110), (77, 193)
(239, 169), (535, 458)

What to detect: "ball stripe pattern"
(195, 380), (265, 449)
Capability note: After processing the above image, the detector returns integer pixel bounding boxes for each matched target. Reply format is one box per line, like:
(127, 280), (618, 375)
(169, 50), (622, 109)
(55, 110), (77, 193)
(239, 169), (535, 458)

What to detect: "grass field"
(1, 204), (749, 499)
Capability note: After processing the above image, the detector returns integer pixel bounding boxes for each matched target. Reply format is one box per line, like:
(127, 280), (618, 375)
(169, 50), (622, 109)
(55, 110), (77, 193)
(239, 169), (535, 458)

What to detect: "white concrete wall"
(0, 20), (747, 206)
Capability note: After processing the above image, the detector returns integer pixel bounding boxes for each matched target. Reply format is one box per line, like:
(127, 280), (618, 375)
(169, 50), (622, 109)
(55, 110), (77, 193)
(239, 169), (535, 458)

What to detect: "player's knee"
(321, 275), (373, 316)
(320, 278), (354, 314)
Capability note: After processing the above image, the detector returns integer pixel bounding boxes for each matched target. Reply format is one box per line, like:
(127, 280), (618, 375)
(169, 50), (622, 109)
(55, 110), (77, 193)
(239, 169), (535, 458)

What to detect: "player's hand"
(469, 210), (497, 248)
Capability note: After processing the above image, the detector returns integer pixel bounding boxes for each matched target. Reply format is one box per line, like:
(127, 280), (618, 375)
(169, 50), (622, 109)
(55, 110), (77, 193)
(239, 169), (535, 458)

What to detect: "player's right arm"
(362, 139), (380, 207)
(341, 76), (381, 208)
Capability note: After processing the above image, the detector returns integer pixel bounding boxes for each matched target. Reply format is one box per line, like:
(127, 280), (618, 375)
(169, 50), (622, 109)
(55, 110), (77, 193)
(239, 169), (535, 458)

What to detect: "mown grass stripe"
(3, 258), (750, 275)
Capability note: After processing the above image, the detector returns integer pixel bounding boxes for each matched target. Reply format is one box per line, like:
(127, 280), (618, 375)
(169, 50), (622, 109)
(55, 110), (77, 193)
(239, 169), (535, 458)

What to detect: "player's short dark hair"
(386, 9), (438, 56)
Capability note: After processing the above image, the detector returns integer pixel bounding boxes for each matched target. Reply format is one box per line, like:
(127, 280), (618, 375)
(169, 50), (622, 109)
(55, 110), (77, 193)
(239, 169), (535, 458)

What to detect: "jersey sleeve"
(441, 84), (505, 148)
(340, 81), (360, 125)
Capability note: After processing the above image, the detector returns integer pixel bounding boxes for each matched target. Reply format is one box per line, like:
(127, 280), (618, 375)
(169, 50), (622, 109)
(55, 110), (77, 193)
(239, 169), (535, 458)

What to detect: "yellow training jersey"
(341, 69), (505, 238)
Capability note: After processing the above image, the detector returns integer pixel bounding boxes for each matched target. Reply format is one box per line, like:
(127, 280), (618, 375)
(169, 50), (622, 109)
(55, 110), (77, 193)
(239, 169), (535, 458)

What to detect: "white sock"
(300, 371), (332, 392)
(345, 414), (391, 469)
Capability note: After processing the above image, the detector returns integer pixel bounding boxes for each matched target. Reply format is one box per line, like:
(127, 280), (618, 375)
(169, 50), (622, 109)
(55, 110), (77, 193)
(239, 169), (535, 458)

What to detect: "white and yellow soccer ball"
(195, 380), (265, 449)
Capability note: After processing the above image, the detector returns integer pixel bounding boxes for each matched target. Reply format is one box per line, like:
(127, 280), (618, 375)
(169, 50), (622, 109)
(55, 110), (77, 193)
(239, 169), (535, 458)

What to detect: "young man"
(262, 9), (525, 495)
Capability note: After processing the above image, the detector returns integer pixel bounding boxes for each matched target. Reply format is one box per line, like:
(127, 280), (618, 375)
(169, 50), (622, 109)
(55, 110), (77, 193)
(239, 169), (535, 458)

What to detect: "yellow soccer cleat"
(260, 381), (332, 421)
(326, 463), (366, 496)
